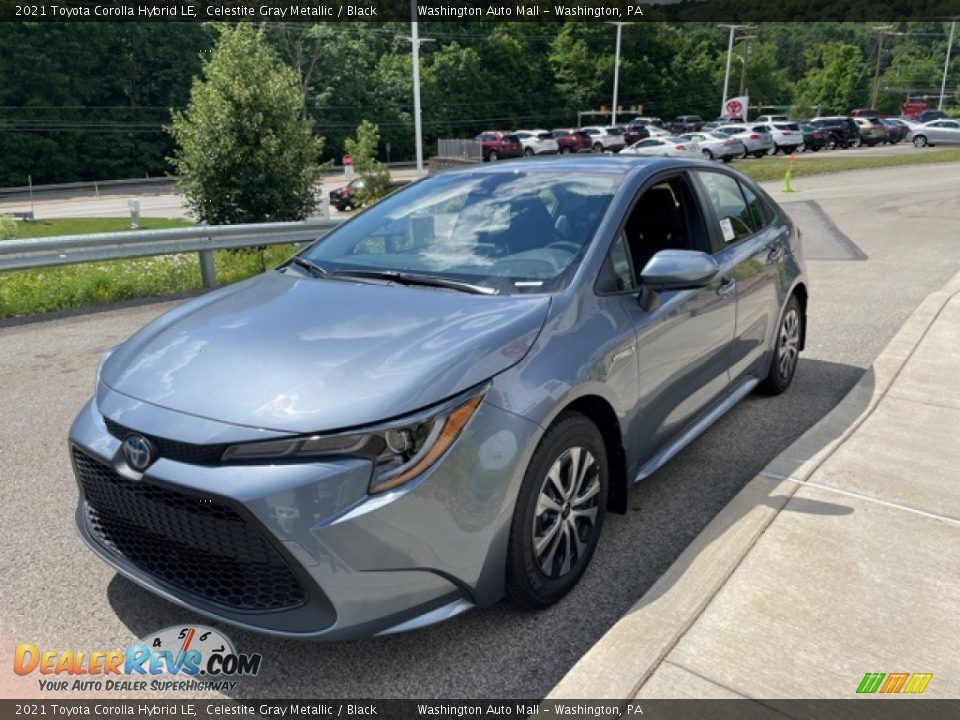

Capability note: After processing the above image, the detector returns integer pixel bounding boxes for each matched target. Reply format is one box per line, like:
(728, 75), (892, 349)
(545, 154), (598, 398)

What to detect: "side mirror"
(638, 250), (720, 311)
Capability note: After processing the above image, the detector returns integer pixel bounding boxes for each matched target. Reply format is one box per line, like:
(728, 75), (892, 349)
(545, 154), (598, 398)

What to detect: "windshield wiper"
(285, 256), (328, 278)
(330, 269), (498, 295)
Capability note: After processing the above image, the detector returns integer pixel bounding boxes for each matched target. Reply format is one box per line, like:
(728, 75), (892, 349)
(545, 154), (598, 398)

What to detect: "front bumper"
(69, 387), (540, 639)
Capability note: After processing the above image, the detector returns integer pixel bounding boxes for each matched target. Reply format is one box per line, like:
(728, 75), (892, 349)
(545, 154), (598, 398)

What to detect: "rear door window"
(695, 171), (760, 247)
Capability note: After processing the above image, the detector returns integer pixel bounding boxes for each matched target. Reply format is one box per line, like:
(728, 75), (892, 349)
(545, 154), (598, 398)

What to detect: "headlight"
(221, 390), (485, 494)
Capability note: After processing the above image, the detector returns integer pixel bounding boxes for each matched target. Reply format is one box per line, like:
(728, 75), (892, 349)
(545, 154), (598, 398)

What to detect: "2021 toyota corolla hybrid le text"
(70, 157), (807, 639)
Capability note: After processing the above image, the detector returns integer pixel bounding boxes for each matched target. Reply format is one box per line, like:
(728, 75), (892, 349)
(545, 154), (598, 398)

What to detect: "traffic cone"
(783, 154), (797, 193)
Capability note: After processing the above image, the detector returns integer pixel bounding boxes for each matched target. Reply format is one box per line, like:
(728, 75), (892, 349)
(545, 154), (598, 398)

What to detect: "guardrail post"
(198, 250), (216, 288)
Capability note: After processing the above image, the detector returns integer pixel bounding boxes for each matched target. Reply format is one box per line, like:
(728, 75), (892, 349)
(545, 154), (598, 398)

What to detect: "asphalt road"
(1, 163), (959, 700)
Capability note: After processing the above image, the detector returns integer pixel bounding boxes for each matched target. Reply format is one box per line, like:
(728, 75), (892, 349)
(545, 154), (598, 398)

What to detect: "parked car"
(622, 124), (651, 146)
(475, 131), (524, 161)
(798, 123), (827, 152)
(908, 119), (960, 147)
(551, 129), (593, 154)
(919, 109), (947, 123)
(515, 130), (560, 156)
(755, 114), (789, 123)
(853, 117), (887, 146)
(851, 108), (880, 118)
(701, 120), (728, 132)
(71, 156), (807, 639)
(329, 178), (411, 212)
(810, 117), (860, 149)
(678, 131), (745, 162)
(619, 136), (701, 159)
(760, 122), (804, 154)
(669, 115), (704, 134)
(580, 126), (627, 152)
(879, 118), (909, 144)
(628, 116), (664, 128)
(716, 124), (775, 157)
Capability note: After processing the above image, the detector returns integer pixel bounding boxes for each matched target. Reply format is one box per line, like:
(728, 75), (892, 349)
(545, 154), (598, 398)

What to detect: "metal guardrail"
(437, 139), (483, 161)
(0, 219), (342, 288)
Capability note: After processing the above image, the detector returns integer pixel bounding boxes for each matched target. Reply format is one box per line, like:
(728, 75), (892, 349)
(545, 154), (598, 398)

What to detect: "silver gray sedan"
(70, 157), (807, 639)
(679, 131), (747, 162)
(908, 119), (960, 147)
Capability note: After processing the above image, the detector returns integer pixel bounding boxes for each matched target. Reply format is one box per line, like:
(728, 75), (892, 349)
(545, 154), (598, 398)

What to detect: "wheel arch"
(559, 395), (629, 515)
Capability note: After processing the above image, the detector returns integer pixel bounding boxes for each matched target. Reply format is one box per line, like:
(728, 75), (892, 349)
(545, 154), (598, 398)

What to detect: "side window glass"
(696, 172), (759, 245)
(739, 182), (770, 230)
(597, 232), (636, 294)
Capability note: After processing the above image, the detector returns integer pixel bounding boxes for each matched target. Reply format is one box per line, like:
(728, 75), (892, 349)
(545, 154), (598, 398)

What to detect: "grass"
(11, 217), (193, 239)
(0, 217), (297, 319)
(732, 147), (960, 183)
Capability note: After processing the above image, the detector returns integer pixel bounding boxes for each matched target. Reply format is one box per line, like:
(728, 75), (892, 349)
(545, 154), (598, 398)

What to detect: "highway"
(1, 163), (959, 700)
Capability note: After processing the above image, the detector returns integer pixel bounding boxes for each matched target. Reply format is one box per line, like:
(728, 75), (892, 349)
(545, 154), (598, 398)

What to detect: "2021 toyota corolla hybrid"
(70, 157), (806, 639)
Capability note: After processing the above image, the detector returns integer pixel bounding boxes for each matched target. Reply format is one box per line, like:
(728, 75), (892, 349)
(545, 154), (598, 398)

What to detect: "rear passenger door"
(693, 170), (785, 383)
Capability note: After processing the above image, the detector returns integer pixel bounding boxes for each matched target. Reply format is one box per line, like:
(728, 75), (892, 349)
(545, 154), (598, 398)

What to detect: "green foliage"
(734, 147), (960, 182)
(344, 120), (390, 207)
(0, 215), (17, 240)
(794, 42), (870, 115)
(168, 25), (324, 224)
(12, 217), (191, 239)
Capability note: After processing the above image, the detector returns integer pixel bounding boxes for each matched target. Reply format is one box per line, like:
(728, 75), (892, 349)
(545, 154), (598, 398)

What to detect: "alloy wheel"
(778, 308), (801, 380)
(532, 447), (600, 579)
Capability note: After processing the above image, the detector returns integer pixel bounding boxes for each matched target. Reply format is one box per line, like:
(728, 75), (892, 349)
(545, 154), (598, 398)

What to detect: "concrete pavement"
(549, 269), (960, 700)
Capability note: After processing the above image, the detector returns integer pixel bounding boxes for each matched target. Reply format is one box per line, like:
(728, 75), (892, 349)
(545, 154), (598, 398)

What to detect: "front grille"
(103, 417), (226, 465)
(73, 447), (306, 612)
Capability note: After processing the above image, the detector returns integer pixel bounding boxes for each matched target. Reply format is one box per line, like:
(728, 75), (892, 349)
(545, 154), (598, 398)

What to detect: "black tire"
(702, 148), (714, 160)
(506, 412), (608, 608)
(826, 135), (838, 150)
(913, 135), (928, 148)
(524, 147), (534, 157)
(753, 151), (766, 158)
(488, 150), (499, 162)
(722, 156), (732, 163)
(758, 295), (802, 395)
(560, 145), (572, 154)
(593, 142), (604, 153)
(851, 136), (863, 148)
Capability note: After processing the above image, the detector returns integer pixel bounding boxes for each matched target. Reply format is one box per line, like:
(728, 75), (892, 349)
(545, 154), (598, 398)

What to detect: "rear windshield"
(774, 123), (800, 131)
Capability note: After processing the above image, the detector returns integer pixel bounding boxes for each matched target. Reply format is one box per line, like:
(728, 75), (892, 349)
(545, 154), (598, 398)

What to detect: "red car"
(550, 129), (593, 153)
(474, 131), (524, 161)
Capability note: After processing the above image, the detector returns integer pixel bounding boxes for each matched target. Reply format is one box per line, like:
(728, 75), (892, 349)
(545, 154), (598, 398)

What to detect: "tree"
(168, 24), (323, 224)
(344, 120), (390, 208)
(793, 42), (869, 116)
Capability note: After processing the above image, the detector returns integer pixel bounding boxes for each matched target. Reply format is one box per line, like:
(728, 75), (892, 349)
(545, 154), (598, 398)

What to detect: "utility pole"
(940, 19), (957, 111)
(606, 22), (632, 125)
(397, 0), (434, 177)
(718, 24), (756, 115)
(871, 26), (894, 109)
(738, 36), (757, 97)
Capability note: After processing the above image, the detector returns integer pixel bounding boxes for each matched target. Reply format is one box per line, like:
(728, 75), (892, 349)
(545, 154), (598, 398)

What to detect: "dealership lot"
(1, 163), (959, 699)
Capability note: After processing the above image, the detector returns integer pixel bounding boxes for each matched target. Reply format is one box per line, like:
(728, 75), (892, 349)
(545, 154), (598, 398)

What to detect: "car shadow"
(106, 356), (867, 699)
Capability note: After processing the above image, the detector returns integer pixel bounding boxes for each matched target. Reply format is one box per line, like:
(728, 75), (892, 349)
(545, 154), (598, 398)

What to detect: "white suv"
(515, 130), (560, 156)
(760, 122), (804, 154)
(580, 126), (627, 152)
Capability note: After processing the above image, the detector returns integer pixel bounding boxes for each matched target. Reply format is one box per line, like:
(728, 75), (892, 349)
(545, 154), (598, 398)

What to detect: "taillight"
(675, 145), (686, 150)
(749, 134), (760, 140)
(782, 131), (792, 135)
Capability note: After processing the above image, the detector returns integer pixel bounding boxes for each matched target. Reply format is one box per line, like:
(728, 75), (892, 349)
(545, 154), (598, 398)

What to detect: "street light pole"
(940, 19), (957, 111)
(606, 22), (632, 126)
(397, 0), (434, 178)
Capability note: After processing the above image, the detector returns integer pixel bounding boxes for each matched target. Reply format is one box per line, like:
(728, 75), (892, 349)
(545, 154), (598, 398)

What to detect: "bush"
(344, 120), (390, 208)
(0, 215), (17, 240)
(168, 25), (324, 224)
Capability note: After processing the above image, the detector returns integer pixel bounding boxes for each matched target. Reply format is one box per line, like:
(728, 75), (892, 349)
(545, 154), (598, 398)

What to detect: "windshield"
(302, 170), (620, 294)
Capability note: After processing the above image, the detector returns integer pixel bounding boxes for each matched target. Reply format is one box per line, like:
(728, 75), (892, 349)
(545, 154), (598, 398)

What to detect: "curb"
(547, 269), (960, 700)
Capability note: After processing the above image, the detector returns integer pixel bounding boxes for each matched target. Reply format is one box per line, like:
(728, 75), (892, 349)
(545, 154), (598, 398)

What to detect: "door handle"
(717, 276), (736, 297)
(767, 242), (785, 262)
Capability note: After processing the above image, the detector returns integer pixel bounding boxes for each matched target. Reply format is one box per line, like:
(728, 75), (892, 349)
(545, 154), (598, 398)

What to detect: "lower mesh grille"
(73, 447), (306, 612)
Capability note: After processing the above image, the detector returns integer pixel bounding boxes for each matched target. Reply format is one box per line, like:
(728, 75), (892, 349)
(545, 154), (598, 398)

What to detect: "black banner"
(1, 700), (959, 720)
(3, 0), (960, 23)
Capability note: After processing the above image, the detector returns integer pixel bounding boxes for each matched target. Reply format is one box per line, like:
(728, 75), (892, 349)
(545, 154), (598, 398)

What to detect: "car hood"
(101, 271), (550, 433)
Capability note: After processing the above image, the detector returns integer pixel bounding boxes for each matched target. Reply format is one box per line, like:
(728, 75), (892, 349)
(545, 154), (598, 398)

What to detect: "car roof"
(437, 155), (692, 178)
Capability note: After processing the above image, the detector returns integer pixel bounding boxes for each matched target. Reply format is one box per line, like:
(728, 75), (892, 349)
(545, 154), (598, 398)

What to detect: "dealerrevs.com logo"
(13, 625), (262, 693)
